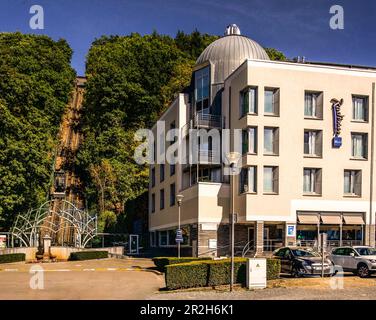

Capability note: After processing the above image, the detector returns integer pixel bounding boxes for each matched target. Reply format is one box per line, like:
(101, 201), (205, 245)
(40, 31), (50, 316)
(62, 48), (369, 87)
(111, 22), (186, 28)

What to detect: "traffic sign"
(175, 229), (183, 243)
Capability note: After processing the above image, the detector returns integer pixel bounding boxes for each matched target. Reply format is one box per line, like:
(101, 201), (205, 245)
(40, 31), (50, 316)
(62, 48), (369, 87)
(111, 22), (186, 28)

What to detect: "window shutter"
(317, 93), (323, 119)
(274, 128), (280, 155)
(273, 167), (279, 193)
(315, 169), (322, 194)
(273, 89), (280, 115)
(316, 131), (323, 157)
(354, 171), (362, 196)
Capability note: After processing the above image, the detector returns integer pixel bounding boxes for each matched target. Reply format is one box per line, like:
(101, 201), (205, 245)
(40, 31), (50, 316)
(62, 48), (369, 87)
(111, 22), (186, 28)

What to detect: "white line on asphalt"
(107, 268), (118, 271)
(83, 269), (95, 271)
(4, 269), (18, 272)
(54, 269), (71, 272)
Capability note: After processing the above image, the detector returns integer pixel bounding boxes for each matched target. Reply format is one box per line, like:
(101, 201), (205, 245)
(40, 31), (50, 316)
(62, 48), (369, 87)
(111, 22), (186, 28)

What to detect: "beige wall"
(226, 59), (376, 223)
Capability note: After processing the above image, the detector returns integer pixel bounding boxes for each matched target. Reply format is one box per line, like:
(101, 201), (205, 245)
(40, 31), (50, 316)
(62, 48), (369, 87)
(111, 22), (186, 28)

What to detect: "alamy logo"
(329, 5), (344, 30)
(29, 5), (44, 30)
(29, 265), (44, 290)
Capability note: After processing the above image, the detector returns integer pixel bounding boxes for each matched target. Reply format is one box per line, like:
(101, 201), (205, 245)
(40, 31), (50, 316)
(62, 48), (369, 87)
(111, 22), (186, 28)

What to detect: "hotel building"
(148, 24), (376, 257)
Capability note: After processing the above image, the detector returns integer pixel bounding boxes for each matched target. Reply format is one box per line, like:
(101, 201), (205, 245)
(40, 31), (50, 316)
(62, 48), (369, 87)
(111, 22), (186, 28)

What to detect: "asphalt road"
(0, 258), (164, 300)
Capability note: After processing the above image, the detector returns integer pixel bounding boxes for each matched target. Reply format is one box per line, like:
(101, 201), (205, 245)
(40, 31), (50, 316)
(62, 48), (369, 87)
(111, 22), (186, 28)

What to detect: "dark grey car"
(273, 247), (335, 277)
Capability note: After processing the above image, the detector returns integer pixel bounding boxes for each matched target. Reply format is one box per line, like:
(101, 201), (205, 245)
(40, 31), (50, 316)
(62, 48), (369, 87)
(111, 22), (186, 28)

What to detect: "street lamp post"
(225, 152), (241, 292)
(176, 194), (184, 258)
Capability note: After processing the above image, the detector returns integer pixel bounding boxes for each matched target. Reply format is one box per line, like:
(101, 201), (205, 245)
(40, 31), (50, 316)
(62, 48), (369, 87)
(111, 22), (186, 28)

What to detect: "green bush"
(69, 251), (108, 261)
(164, 258), (281, 290)
(165, 261), (209, 290)
(206, 258), (247, 286)
(267, 259), (281, 280)
(0, 253), (26, 264)
(152, 257), (212, 272)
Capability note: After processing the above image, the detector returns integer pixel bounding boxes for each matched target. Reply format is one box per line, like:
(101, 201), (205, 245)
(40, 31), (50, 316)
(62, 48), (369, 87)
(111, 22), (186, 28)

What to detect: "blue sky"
(1, 0), (375, 75)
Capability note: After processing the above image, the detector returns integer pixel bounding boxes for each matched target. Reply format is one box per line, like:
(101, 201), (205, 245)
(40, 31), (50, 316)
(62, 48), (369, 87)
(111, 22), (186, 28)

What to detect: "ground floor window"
(157, 226), (190, 247)
(150, 231), (156, 247)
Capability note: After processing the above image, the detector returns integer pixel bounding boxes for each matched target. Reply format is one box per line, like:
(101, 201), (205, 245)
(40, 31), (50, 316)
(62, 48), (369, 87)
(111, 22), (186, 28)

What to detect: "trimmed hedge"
(165, 258), (281, 290)
(69, 251), (108, 261)
(0, 253), (26, 264)
(152, 257), (212, 272)
(165, 261), (208, 289)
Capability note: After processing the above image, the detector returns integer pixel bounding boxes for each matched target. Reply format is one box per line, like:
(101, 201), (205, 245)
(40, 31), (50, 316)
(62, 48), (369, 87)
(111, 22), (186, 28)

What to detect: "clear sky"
(1, 0), (375, 75)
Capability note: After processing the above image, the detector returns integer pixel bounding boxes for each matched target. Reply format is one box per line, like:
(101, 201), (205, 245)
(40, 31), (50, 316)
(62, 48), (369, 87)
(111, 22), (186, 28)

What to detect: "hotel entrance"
(297, 212), (365, 249)
(263, 222), (284, 252)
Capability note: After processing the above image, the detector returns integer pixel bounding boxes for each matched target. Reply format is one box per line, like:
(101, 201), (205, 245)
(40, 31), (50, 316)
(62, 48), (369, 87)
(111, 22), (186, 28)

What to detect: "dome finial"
(225, 24), (241, 36)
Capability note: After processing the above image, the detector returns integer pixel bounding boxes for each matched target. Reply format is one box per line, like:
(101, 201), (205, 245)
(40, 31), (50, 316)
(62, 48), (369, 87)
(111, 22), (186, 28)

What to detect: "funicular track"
(41, 77), (87, 246)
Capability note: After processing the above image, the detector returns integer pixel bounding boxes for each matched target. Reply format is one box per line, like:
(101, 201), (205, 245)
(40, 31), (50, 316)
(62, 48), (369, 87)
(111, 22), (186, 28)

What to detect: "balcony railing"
(194, 112), (224, 129)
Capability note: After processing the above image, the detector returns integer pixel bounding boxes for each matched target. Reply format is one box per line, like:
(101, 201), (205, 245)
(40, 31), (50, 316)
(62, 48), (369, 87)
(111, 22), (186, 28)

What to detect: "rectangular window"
(150, 232), (156, 247)
(263, 166), (278, 193)
(344, 170), (362, 196)
(160, 164), (165, 182)
(303, 168), (322, 195)
(351, 133), (368, 159)
(195, 67), (210, 113)
(242, 127), (257, 154)
(151, 193), (155, 213)
(304, 91), (323, 119)
(160, 189), (165, 210)
(304, 130), (322, 157)
(264, 127), (279, 155)
(352, 96), (368, 122)
(159, 230), (168, 246)
(170, 183), (176, 206)
(264, 88), (280, 116)
(240, 87), (257, 116)
(151, 167), (155, 187)
(240, 166), (257, 193)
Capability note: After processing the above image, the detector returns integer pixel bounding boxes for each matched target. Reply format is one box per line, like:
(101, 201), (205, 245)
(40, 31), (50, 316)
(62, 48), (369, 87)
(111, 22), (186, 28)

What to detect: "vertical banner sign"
(331, 98), (344, 148)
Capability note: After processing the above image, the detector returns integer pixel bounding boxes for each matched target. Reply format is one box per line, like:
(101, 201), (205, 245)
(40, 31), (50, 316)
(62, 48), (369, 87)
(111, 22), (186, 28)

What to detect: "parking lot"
(1, 258), (376, 300)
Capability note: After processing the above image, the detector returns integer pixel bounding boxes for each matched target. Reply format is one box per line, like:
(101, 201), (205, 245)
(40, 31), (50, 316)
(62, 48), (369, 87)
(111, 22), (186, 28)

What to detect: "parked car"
(329, 246), (376, 278)
(272, 246), (336, 277)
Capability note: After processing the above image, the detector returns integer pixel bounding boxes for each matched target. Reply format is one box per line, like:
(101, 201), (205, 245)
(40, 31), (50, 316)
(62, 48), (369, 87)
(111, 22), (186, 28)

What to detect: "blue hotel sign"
(331, 98), (344, 148)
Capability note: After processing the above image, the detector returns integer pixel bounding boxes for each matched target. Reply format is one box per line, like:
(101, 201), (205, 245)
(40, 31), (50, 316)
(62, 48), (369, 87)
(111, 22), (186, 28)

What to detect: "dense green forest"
(0, 33), (76, 230)
(76, 30), (286, 233)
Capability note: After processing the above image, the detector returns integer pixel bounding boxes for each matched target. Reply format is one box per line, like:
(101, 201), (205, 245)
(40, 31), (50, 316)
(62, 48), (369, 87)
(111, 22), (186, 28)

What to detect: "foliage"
(152, 256), (213, 272)
(76, 31), (219, 231)
(0, 32), (75, 230)
(264, 48), (287, 61)
(164, 258), (281, 290)
(68, 250), (108, 261)
(0, 253), (26, 264)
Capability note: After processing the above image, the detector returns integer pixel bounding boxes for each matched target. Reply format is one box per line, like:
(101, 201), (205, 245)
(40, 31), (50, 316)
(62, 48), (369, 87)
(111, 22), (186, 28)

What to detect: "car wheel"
(357, 264), (370, 278)
(291, 267), (300, 278)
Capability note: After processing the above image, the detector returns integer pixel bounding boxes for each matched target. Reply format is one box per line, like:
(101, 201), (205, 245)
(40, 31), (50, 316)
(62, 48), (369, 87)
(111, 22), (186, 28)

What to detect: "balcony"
(194, 112), (224, 129)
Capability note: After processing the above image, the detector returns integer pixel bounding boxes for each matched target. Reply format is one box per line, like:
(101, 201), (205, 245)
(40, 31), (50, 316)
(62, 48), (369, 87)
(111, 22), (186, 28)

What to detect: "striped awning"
(321, 214), (342, 224)
(297, 214), (319, 224)
(343, 214), (365, 225)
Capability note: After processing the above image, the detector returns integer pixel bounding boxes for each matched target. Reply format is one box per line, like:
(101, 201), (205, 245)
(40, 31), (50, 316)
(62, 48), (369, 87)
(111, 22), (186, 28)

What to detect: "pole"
(230, 165), (235, 292)
(178, 203), (181, 258)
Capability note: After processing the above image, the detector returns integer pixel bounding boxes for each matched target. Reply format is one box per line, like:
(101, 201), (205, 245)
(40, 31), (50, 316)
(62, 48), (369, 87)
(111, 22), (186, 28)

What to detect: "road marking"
(107, 268), (118, 271)
(83, 268), (95, 271)
(54, 269), (71, 272)
(4, 269), (18, 272)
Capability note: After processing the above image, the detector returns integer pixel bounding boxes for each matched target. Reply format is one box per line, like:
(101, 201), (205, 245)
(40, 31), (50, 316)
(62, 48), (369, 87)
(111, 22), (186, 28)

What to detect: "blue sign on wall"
(331, 98), (344, 148)
(332, 136), (342, 148)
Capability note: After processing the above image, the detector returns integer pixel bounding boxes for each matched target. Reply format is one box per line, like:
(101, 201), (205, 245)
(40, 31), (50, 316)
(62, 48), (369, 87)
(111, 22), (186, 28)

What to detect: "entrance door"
(129, 234), (139, 255)
(248, 227), (255, 251)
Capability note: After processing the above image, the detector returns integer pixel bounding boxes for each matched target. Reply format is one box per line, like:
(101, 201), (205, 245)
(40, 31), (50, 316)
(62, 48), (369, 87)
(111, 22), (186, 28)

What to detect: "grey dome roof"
(196, 26), (270, 84)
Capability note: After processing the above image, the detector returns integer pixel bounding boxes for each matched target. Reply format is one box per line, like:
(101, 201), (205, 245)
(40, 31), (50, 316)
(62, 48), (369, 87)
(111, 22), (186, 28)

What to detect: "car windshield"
(291, 249), (320, 257)
(355, 247), (376, 256)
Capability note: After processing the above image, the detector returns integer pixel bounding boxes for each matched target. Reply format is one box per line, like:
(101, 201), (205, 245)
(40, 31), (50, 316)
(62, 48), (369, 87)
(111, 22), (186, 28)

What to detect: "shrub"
(69, 251), (108, 261)
(267, 259), (281, 280)
(165, 261), (209, 290)
(164, 257), (281, 290)
(206, 258), (247, 286)
(152, 257), (212, 272)
(0, 253), (26, 264)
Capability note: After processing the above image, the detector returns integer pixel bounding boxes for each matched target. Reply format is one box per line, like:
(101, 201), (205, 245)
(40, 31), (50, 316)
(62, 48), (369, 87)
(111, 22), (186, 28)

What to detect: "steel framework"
(10, 200), (97, 248)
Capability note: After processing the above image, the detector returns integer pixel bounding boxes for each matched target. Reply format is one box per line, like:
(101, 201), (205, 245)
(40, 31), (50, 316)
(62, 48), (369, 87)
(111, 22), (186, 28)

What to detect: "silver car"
(329, 246), (376, 278)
